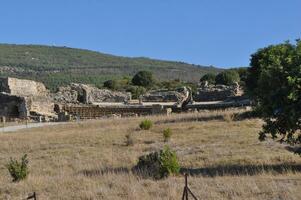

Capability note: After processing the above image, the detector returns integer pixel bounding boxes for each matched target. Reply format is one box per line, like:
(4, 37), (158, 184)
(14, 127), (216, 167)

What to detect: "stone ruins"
(194, 83), (241, 101)
(0, 77), (248, 121)
(0, 77), (54, 119)
(53, 83), (131, 104)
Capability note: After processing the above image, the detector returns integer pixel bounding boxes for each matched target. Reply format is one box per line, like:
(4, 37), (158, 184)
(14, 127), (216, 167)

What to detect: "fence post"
(27, 192), (37, 200)
(181, 173), (199, 200)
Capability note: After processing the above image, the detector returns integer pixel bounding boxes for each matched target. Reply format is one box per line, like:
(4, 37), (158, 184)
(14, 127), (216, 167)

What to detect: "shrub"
(133, 146), (180, 179)
(200, 73), (216, 84)
(139, 119), (153, 130)
(132, 71), (155, 87)
(215, 70), (240, 85)
(126, 85), (146, 99)
(103, 80), (118, 90)
(163, 128), (172, 142)
(6, 154), (29, 182)
(125, 134), (134, 146)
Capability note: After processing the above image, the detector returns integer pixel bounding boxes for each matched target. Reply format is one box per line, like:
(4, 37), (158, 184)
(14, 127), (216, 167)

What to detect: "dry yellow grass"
(0, 110), (301, 200)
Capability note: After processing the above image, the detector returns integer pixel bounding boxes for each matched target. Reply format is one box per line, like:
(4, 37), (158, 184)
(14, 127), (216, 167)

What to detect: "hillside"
(0, 44), (221, 91)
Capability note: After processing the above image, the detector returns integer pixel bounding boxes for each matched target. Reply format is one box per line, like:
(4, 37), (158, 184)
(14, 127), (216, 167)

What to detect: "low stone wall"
(61, 104), (170, 119)
(194, 85), (240, 101)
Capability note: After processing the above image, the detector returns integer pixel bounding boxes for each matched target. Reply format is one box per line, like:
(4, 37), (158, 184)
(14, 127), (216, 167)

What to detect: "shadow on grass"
(180, 163), (301, 177)
(285, 146), (301, 155)
(81, 167), (130, 177)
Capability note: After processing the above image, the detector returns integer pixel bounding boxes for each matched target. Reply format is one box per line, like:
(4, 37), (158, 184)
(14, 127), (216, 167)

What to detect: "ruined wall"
(0, 77), (54, 118)
(142, 87), (189, 102)
(53, 83), (131, 104)
(0, 77), (47, 96)
(194, 84), (240, 101)
(0, 93), (28, 118)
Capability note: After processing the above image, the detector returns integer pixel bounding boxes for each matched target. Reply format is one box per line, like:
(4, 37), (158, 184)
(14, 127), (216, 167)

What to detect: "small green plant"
(133, 146), (180, 179)
(139, 119), (153, 130)
(163, 128), (172, 142)
(125, 134), (134, 146)
(6, 154), (29, 182)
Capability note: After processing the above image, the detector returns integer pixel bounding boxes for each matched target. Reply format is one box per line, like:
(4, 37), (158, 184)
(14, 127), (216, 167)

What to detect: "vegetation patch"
(139, 119), (153, 130)
(133, 146), (180, 179)
(6, 154), (29, 182)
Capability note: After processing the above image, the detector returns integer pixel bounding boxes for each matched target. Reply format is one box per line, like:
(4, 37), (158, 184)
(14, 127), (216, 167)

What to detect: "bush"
(103, 80), (118, 90)
(200, 73), (216, 84)
(139, 119), (153, 130)
(163, 128), (172, 142)
(215, 70), (240, 85)
(132, 71), (155, 87)
(6, 154), (29, 182)
(125, 134), (134, 146)
(126, 85), (146, 99)
(133, 146), (180, 179)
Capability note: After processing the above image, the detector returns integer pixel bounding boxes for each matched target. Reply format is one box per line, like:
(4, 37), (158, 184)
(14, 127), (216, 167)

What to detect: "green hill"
(0, 44), (222, 91)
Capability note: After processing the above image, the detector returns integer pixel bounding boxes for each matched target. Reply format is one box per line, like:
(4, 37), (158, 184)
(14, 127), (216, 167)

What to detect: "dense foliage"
(103, 80), (118, 90)
(6, 154), (29, 182)
(0, 44), (221, 91)
(133, 146), (180, 179)
(215, 70), (240, 85)
(246, 40), (301, 147)
(132, 71), (155, 87)
(200, 73), (216, 84)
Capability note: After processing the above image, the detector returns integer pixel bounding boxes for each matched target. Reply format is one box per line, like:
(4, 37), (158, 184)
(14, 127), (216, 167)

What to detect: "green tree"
(103, 80), (118, 90)
(132, 71), (155, 87)
(246, 40), (301, 148)
(200, 73), (216, 84)
(215, 70), (240, 85)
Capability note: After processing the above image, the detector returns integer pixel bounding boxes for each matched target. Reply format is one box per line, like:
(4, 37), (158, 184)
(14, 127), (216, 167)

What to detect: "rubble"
(194, 83), (241, 101)
(142, 87), (190, 102)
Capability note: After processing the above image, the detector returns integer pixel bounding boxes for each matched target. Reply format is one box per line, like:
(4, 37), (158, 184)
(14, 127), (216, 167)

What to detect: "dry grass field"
(0, 110), (301, 200)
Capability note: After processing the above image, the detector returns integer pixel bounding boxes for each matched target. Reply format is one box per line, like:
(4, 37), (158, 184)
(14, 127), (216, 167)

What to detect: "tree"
(246, 40), (301, 148)
(215, 70), (240, 85)
(132, 71), (155, 87)
(200, 73), (216, 84)
(103, 80), (118, 90)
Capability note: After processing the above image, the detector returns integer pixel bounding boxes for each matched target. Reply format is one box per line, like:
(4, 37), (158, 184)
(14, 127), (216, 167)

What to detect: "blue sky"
(0, 0), (300, 68)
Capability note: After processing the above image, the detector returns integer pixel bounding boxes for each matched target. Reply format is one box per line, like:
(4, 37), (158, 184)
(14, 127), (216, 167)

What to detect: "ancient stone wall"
(142, 87), (190, 103)
(194, 84), (240, 101)
(0, 77), (48, 96)
(0, 77), (54, 118)
(0, 93), (28, 118)
(53, 83), (131, 104)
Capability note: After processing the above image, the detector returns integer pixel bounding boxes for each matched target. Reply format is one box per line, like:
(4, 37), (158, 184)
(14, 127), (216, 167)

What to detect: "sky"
(0, 0), (300, 68)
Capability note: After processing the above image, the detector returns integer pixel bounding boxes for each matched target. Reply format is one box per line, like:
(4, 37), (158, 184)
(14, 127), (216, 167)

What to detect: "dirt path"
(0, 122), (66, 133)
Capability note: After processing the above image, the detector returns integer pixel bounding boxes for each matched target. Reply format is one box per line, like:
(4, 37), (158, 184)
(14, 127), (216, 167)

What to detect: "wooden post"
(27, 192), (37, 200)
(181, 173), (199, 200)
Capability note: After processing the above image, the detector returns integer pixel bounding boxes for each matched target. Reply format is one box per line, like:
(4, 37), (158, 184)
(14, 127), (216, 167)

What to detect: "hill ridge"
(0, 43), (222, 90)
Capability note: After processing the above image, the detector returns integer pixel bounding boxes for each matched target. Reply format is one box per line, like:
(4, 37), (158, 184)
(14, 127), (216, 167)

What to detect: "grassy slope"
(0, 44), (221, 91)
(0, 110), (300, 199)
